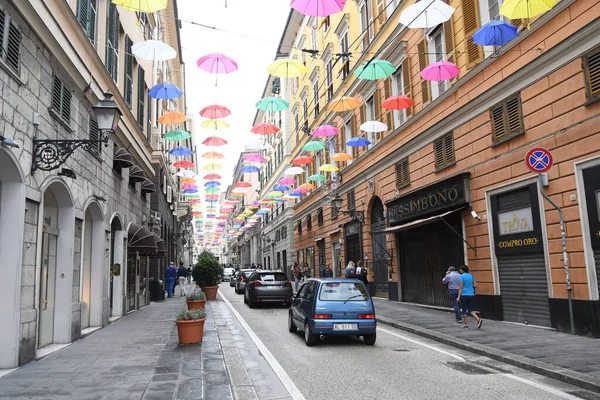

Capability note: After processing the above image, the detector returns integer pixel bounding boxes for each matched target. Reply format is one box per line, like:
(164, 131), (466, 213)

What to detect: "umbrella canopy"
(279, 177), (296, 185)
(500, 0), (556, 20)
(360, 120), (388, 133)
(196, 53), (239, 74)
(347, 137), (371, 147)
(173, 160), (195, 168)
(240, 165), (261, 173)
(202, 136), (228, 146)
(251, 123), (280, 135)
(298, 183), (315, 190)
(204, 180), (221, 186)
(331, 152), (353, 162)
(131, 40), (176, 61)
(292, 155), (314, 165)
(182, 184), (198, 190)
(267, 191), (284, 197)
(234, 182), (252, 188)
(180, 178), (195, 184)
(291, 0), (347, 16)
(158, 111), (188, 125)
(204, 173), (222, 180)
(312, 125), (339, 137)
(205, 187), (220, 193)
(256, 97), (290, 112)
(273, 184), (290, 191)
(246, 140), (271, 150)
(175, 170), (196, 177)
(203, 163), (223, 171)
(309, 174), (327, 182)
(420, 61), (460, 81)
(327, 96), (360, 112)
(200, 119), (230, 130)
(319, 164), (339, 172)
(112, 0), (167, 12)
(268, 58), (308, 78)
(399, 0), (455, 29)
(302, 141), (327, 151)
(164, 130), (191, 141)
(285, 167), (305, 175)
(183, 189), (198, 194)
(202, 151), (225, 159)
(472, 20), (519, 45)
(355, 59), (396, 80)
(243, 153), (266, 163)
(148, 83), (183, 100)
(200, 104), (232, 119)
(382, 95), (415, 110)
(169, 146), (193, 156)
(288, 191), (303, 197)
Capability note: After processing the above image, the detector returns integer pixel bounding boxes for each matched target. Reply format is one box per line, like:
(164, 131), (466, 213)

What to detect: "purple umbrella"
(420, 61), (460, 81)
(197, 53), (239, 85)
(311, 125), (340, 137)
(243, 153), (266, 163)
(291, 0), (347, 17)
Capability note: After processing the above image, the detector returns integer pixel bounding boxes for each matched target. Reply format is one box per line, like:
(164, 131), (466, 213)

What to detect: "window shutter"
(0, 10), (5, 49)
(352, 112), (359, 157)
(584, 49), (600, 99)
(443, 19), (455, 65)
(61, 89), (71, 123)
(395, 158), (409, 188)
(89, 116), (100, 155)
(434, 139), (444, 169)
(359, 103), (366, 126)
(383, 77), (394, 129)
(87, 0), (97, 43)
(462, 0), (482, 67)
(374, 0), (387, 33)
(52, 76), (62, 115)
(417, 40), (430, 104)
(506, 96), (523, 135)
(402, 58), (412, 117)
(77, 0), (88, 32)
(6, 21), (21, 73)
(374, 89), (384, 140)
(137, 68), (145, 127)
(444, 134), (455, 164)
(106, 4), (119, 81)
(491, 103), (506, 141)
(510, 18), (522, 29)
(124, 35), (133, 108)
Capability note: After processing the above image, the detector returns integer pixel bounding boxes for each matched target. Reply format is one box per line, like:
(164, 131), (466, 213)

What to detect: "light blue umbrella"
(288, 191), (303, 197)
(204, 180), (221, 186)
(240, 165), (260, 173)
(273, 184), (290, 191)
(472, 20), (519, 46)
(148, 83), (183, 100)
(169, 146), (193, 156)
(347, 137), (371, 147)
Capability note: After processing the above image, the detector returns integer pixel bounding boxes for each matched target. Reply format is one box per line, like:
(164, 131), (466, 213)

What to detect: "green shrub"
(175, 308), (206, 321)
(186, 289), (206, 301)
(192, 251), (223, 288)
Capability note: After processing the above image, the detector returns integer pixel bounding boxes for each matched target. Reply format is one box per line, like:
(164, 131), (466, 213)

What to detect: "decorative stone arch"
(81, 198), (106, 330)
(0, 147), (26, 368)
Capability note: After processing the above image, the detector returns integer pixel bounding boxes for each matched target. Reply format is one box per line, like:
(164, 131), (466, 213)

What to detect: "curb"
(377, 316), (600, 394)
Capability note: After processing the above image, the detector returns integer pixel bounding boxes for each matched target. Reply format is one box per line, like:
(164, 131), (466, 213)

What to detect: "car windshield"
(318, 282), (369, 301)
(258, 273), (288, 282)
(242, 271), (254, 277)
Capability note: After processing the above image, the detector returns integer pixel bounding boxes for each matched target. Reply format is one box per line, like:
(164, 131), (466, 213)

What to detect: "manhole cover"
(446, 362), (494, 375)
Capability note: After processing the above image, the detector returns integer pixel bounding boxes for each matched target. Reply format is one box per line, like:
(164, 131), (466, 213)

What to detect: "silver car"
(244, 271), (293, 308)
(235, 269), (255, 294)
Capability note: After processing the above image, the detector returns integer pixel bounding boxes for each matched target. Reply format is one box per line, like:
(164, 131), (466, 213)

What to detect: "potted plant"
(175, 308), (207, 344)
(191, 251), (223, 300)
(186, 289), (206, 310)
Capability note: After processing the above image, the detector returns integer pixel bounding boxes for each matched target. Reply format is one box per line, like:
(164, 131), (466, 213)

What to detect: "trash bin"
(158, 280), (165, 301)
(149, 279), (163, 302)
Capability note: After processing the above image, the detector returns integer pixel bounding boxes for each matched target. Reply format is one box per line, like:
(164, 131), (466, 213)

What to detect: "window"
(583, 48), (600, 101)
(317, 208), (324, 225)
(297, 220), (302, 234)
(392, 68), (406, 126)
(345, 118), (355, 161)
(488, 0), (501, 20)
(331, 203), (339, 219)
(302, 94), (309, 126)
(306, 214), (312, 230)
(124, 35), (133, 108)
(365, 95), (376, 147)
(105, 3), (119, 82)
(322, 16), (331, 33)
(51, 75), (71, 124)
(462, 0), (483, 67)
(137, 68), (145, 127)
(428, 27), (446, 99)
(77, 0), (97, 43)
(434, 133), (455, 170)
(326, 56), (333, 101)
(395, 158), (409, 188)
(340, 30), (350, 79)
(359, 0), (374, 51)
(88, 115), (101, 156)
(313, 78), (320, 116)
(0, 9), (21, 75)
(417, 39), (430, 105)
(347, 189), (356, 210)
(490, 94), (524, 143)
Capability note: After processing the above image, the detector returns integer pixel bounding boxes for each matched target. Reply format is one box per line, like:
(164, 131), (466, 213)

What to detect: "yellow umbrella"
(499, 0), (556, 22)
(202, 151), (225, 159)
(298, 183), (315, 190)
(268, 58), (308, 78)
(158, 111), (188, 125)
(267, 191), (284, 197)
(331, 152), (353, 162)
(200, 119), (230, 130)
(327, 96), (361, 112)
(112, 0), (167, 12)
(203, 163), (223, 171)
(319, 164), (339, 172)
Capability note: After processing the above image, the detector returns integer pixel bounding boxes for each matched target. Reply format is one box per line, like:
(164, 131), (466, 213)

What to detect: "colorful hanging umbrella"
(164, 130), (191, 141)
(298, 183), (316, 190)
(420, 61), (460, 81)
(288, 191), (303, 197)
(240, 165), (260, 173)
(200, 119), (230, 130)
(268, 58), (308, 78)
(205, 187), (220, 193)
(302, 141), (327, 151)
(202, 136), (228, 146)
(204, 173), (222, 180)
(399, 0), (455, 29)
(246, 140), (271, 150)
(285, 167), (305, 175)
(169, 146), (193, 156)
(180, 177), (195, 184)
(234, 182), (252, 188)
(355, 59), (396, 80)
(251, 123), (280, 135)
(499, 0), (556, 21)
(202, 151), (225, 159)
(203, 163), (223, 171)
(196, 53), (239, 74)
(243, 153), (266, 163)
(175, 170), (196, 177)
(173, 160), (195, 168)
(182, 184), (198, 190)
(204, 180), (221, 186)
(273, 184), (290, 191)
(327, 96), (360, 112)
(319, 164), (339, 172)
(267, 191), (284, 197)
(148, 83), (183, 100)
(309, 174), (327, 182)
(292, 155), (314, 165)
(291, 0), (347, 16)
(331, 152), (353, 162)
(255, 97), (290, 112)
(312, 125), (339, 137)
(158, 111), (188, 125)
(200, 104), (231, 119)
(360, 120), (388, 133)
(111, 0), (167, 12)
(131, 39), (176, 61)
(382, 95), (415, 110)
(279, 177), (296, 185)
(472, 20), (519, 46)
(347, 137), (371, 147)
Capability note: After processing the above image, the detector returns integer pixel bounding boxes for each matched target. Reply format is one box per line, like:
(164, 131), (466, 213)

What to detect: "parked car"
(229, 270), (238, 287)
(235, 269), (255, 294)
(288, 278), (376, 346)
(244, 271), (293, 308)
(222, 267), (235, 282)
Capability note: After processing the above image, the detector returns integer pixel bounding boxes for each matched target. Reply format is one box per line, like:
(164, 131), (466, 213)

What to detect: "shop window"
(77, 0), (97, 44)
(88, 116), (101, 156)
(490, 94), (524, 143)
(434, 133), (455, 171)
(395, 158), (410, 188)
(347, 189), (356, 210)
(51, 75), (72, 125)
(583, 47), (600, 101)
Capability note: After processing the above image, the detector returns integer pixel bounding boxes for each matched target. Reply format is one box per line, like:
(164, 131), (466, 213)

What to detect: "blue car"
(288, 278), (377, 346)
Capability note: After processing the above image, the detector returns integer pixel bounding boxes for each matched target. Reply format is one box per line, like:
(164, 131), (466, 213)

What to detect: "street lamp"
(32, 92), (121, 172)
(331, 194), (364, 223)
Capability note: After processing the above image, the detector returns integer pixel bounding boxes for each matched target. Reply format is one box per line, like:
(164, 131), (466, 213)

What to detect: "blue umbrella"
(148, 83), (183, 100)
(347, 137), (372, 147)
(472, 20), (518, 46)
(169, 146), (193, 156)
(183, 189), (198, 194)
(273, 184), (289, 191)
(240, 165), (260, 173)
(204, 180), (221, 186)
(288, 191), (303, 197)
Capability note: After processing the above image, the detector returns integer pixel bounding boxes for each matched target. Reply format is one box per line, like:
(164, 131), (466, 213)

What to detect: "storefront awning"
(155, 236), (166, 255)
(129, 165), (146, 184)
(379, 208), (461, 234)
(141, 179), (156, 194)
(113, 147), (134, 169)
(128, 223), (157, 254)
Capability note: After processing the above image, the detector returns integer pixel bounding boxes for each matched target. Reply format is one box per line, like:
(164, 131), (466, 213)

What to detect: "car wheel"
(304, 321), (317, 347)
(288, 312), (297, 333)
(363, 333), (376, 346)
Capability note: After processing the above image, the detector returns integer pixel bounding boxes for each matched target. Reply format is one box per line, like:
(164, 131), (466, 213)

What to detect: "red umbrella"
(234, 182), (252, 188)
(202, 136), (228, 146)
(292, 155), (314, 165)
(251, 123), (279, 135)
(204, 173), (222, 180)
(200, 104), (231, 119)
(382, 95), (415, 110)
(173, 160), (195, 168)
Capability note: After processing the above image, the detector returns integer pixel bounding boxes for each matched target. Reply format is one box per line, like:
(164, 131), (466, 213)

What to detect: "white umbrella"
(132, 40), (177, 62)
(245, 140), (271, 150)
(360, 120), (388, 133)
(399, 0), (455, 29)
(285, 167), (305, 175)
(176, 169), (196, 177)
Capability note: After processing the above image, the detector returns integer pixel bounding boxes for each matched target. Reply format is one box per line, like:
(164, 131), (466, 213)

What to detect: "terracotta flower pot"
(186, 299), (206, 310)
(175, 318), (206, 344)
(203, 285), (219, 300)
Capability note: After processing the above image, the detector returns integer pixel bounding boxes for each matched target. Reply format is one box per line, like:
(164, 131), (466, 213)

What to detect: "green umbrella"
(205, 187), (220, 193)
(255, 96), (290, 112)
(164, 129), (191, 141)
(354, 59), (396, 80)
(302, 141), (326, 151)
(309, 174), (327, 182)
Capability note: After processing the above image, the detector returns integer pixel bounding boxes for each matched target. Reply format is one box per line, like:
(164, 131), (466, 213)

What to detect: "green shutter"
(137, 68), (145, 126)
(87, 0), (97, 42)
(77, 0), (88, 31)
(124, 35), (133, 107)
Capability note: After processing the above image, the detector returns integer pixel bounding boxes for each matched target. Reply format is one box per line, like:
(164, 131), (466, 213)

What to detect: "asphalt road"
(218, 283), (596, 400)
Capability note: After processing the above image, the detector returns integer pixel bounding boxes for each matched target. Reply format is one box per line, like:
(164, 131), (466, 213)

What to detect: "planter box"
(186, 299), (206, 310)
(203, 286), (218, 300)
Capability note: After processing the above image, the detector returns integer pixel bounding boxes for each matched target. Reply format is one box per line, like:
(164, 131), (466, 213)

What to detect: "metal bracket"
(340, 209), (364, 224)
(31, 137), (108, 173)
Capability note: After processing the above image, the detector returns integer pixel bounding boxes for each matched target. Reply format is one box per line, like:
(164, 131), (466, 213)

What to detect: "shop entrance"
(344, 221), (362, 267)
(582, 165), (600, 299)
(370, 197), (388, 294)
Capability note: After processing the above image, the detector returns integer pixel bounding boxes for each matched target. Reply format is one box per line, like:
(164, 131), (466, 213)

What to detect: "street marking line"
(218, 292), (306, 400)
(502, 374), (581, 400)
(378, 327), (466, 362)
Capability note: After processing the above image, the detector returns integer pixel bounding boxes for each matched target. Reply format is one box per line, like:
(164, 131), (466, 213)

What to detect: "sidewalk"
(373, 298), (600, 393)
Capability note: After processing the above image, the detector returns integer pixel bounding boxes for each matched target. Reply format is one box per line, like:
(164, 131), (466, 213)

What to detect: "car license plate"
(266, 286), (282, 289)
(333, 323), (358, 331)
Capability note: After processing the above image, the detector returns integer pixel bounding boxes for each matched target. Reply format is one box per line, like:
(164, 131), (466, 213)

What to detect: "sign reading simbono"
(386, 173), (471, 226)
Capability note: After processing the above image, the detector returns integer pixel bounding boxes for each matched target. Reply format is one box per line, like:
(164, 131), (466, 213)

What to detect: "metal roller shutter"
(595, 250), (600, 296)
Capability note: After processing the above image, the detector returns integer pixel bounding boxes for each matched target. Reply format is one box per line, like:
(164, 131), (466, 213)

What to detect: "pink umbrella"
(311, 125), (339, 137)
(295, 188), (310, 194)
(182, 184), (198, 190)
(200, 104), (231, 119)
(279, 177), (296, 185)
(291, 0), (347, 17)
(243, 153), (266, 163)
(251, 123), (280, 135)
(420, 61), (460, 81)
(197, 53), (239, 74)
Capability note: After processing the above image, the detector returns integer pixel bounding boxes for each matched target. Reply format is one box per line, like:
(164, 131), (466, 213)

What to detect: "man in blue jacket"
(165, 262), (177, 298)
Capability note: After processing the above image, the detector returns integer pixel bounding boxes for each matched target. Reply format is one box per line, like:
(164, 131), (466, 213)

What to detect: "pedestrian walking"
(457, 265), (482, 329)
(187, 265), (192, 284)
(323, 264), (333, 278)
(303, 264), (311, 281)
(291, 262), (301, 291)
(358, 262), (368, 286)
(165, 262), (177, 298)
(345, 261), (356, 278)
(442, 266), (463, 323)
(177, 263), (188, 297)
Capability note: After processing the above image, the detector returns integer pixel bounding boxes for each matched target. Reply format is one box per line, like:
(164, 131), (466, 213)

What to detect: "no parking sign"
(525, 147), (553, 173)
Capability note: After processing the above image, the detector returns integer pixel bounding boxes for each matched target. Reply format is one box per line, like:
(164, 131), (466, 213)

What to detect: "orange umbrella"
(382, 95), (414, 110)
(202, 136), (228, 146)
(180, 178), (195, 184)
(158, 111), (188, 125)
(173, 160), (195, 168)
(251, 123), (279, 135)
(234, 182), (252, 188)
(292, 155), (314, 165)
(202, 151), (225, 159)
(327, 96), (360, 112)
(331, 152), (353, 162)
(298, 183), (315, 190)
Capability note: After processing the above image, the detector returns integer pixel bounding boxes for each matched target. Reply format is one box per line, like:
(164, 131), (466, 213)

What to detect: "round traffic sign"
(525, 147), (553, 173)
